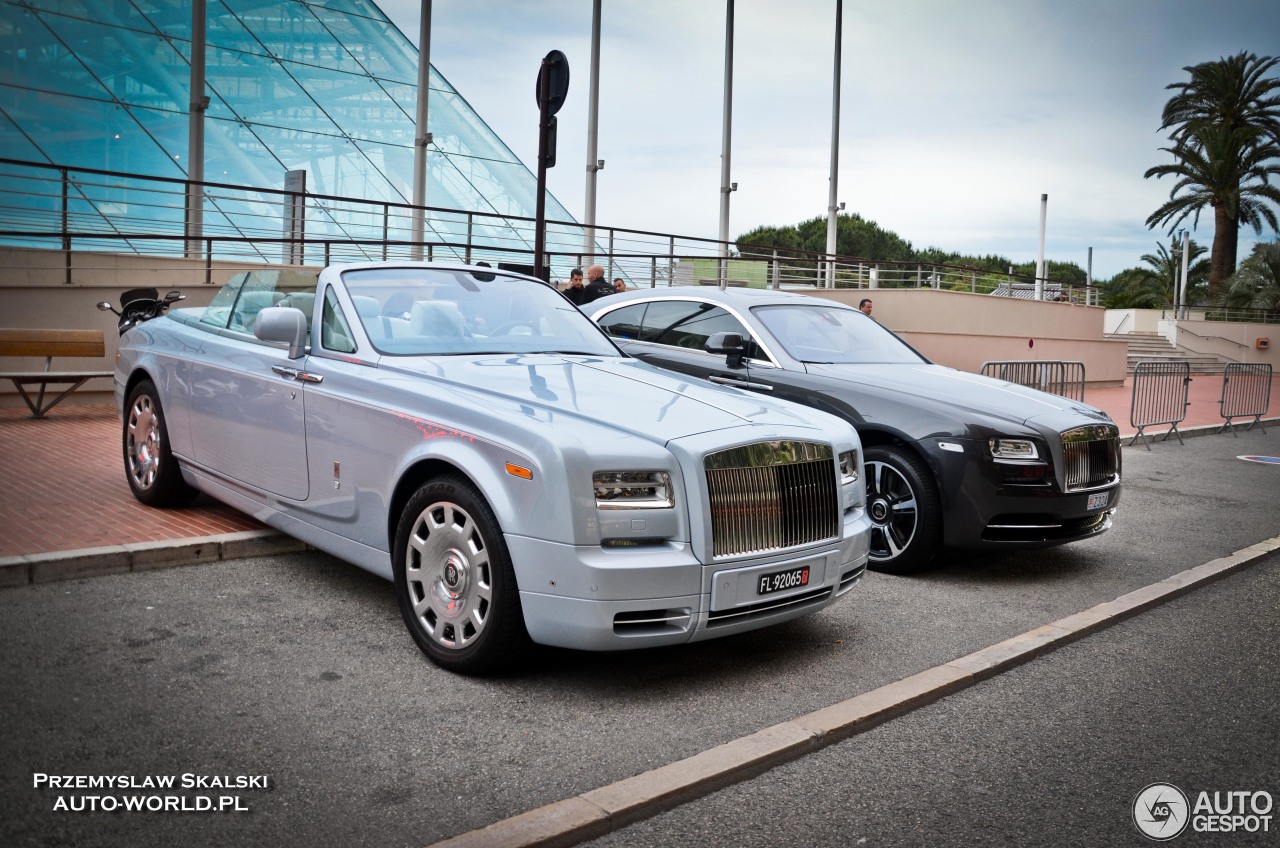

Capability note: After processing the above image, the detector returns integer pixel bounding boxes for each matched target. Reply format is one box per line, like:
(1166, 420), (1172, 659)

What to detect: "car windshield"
(341, 267), (621, 357)
(752, 303), (927, 364)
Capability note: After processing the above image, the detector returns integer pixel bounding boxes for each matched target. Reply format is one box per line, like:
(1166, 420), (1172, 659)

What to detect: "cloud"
(378, 0), (1280, 278)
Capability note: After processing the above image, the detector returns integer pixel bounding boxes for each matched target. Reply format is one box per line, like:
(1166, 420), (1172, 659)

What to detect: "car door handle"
(271, 365), (324, 384)
(709, 374), (771, 391)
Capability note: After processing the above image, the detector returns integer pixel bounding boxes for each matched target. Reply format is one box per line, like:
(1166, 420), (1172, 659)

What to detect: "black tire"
(393, 476), (531, 675)
(123, 379), (198, 508)
(863, 445), (942, 574)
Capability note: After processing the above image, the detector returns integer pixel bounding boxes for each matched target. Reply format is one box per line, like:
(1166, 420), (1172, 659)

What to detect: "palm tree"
(1224, 241), (1280, 312)
(1145, 53), (1280, 298)
(1161, 52), (1280, 142)
(1137, 238), (1210, 307)
(1145, 123), (1280, 298)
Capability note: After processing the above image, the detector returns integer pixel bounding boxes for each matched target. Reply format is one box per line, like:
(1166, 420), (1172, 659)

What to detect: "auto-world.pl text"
(33, 773), (270, 812)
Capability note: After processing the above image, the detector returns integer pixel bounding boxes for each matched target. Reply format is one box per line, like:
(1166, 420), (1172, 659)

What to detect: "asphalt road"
(586, 555), (1280, 848)
(1, 427), (1278, 847)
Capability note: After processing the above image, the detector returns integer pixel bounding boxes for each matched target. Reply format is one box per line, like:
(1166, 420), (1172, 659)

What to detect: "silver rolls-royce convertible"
(113, 263), (871, 673)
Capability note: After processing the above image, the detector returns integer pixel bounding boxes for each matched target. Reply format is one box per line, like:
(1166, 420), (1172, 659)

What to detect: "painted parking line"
(429, 535), (1280, 848)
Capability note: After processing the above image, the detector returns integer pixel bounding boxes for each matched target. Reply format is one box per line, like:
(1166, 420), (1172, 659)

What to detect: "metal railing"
(0, 157), (1103, 302)
(1129, 361), (1192, 450)
(979, 360), (1086, 402)
(1218, 363), (1273, 435)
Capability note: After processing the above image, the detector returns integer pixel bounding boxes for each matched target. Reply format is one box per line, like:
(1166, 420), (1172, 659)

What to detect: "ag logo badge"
(1134, 783), (1190, 840)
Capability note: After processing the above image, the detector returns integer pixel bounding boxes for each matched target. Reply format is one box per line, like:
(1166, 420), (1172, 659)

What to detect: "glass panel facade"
(0, 0), (580, 269)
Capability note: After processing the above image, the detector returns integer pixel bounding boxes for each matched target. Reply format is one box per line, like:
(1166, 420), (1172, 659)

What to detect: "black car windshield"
(342, 267), (621, 357)
(752, 303), (927, 364)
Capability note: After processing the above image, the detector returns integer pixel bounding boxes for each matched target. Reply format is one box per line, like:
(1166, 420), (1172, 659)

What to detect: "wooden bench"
(0, 329), (113, 418)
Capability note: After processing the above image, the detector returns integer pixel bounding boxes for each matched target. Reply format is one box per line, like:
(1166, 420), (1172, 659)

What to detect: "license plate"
(757, 566), (810, 596)
(1087, 492), (1109, 511)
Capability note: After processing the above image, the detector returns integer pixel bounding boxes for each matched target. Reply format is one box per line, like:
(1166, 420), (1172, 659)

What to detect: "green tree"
(1145, 53), (1280, 298)
(1223, 241), (1280, 311)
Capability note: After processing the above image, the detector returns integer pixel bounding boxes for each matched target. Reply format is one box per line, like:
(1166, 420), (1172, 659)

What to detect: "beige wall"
(804, 288), (1129, 385)
(1160, 319), (1279, 369)
(0, 247), (311, 408)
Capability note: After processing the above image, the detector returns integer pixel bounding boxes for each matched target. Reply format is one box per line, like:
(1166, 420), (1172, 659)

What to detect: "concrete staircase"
(1105, 331), (1233, 375)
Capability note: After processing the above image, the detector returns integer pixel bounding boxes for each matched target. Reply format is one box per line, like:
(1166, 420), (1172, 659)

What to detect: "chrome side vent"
(1061, 424), (1120, 491)
(704, 441), (840, 559)
(613, 608), (693, 636)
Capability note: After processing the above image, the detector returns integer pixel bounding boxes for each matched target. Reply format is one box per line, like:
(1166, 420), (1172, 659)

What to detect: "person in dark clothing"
(582, 264), (614, 303)
(563, 267), (587, 305)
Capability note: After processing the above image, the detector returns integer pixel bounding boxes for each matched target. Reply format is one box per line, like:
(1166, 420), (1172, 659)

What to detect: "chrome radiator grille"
(1061, 424), (1120, 491)
(704, 441), (840, 558)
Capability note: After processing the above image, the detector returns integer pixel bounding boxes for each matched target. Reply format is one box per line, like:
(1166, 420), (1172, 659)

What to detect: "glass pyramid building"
(0, 0), (578, 267)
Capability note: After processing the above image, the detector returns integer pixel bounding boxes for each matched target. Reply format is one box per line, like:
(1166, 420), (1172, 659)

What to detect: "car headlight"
(593, 471), (674, 509)
(988, 438), (1039, 462)
(839, 449), (859, 484)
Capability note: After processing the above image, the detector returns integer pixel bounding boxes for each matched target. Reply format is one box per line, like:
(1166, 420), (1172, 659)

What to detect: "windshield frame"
(339, 266), (625, 359)
(750, 302), (929, 365)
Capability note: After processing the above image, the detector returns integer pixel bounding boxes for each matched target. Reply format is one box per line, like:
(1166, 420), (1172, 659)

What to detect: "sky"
(377, 0), (1280, 280)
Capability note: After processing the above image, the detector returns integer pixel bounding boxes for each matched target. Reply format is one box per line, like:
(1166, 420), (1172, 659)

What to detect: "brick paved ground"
(0, 375), (1275, 560)
(0, 404), (260, 558)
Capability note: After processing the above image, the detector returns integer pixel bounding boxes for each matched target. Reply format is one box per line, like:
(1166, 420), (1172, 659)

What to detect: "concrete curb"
(0, 530), (309, 588)
(429, 535), (1280, 848)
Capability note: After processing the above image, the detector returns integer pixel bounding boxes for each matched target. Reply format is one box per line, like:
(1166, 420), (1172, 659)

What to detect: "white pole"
(583, 0), (602, 262)
(824, 0), (842, 289)
(1087, 246), (1094, 306)
(1178, 229), (1191, 319)
(185, 0), (207, 259)
(411, 0), (433, 260)
(1035, 193), (1047, 300)
(718, 0), (734, 289)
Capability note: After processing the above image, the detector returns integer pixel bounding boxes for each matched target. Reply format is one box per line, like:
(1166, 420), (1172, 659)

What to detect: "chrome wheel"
(394, 477), (531, 674)
(126, 393), (161, 492)
(404, 500), (494, 651)
(122, 380), (197, 508)
(866, 460), (918, 562)
(862, 445), (941, 574)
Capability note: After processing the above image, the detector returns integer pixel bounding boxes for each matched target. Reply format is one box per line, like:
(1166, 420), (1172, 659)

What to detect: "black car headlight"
(988, 438), (1039, 461)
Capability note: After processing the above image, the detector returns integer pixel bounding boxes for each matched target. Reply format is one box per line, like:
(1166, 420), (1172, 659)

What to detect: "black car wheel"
(393, 476), (531, 675)
(863, 445), (941, 574)
(123, 379), (198, 508)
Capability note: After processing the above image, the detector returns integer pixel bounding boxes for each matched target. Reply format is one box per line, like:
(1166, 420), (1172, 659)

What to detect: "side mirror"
(97, 301), (116, 313)
(254, 306), (309, 359)
(704, 331), (745, 368)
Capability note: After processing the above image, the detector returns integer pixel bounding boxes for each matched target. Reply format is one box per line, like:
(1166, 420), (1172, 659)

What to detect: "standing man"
(582, 264), (614, 303)
(563, 267), (587, 305)
(613, 277), (627, 293)
(858, 298), (873, 317)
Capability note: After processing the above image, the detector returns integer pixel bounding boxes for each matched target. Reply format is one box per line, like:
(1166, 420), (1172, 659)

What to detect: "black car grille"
(704, 441), (840, 559)
(1061, 424), (1120, 491)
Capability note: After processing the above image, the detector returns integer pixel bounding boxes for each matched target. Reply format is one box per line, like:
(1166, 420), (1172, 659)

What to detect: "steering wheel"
(489, 320), (541, 337)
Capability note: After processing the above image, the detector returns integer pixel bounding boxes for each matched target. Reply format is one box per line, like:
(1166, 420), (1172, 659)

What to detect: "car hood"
(382, 354), (828, 444)
(802, 363), (1112, 427)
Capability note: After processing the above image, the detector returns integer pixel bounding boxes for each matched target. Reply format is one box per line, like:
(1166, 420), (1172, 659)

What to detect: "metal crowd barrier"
(979, 360), (1086, 402)
(1218, 363), (1272, 435)
(1129, 361), (1191, 450)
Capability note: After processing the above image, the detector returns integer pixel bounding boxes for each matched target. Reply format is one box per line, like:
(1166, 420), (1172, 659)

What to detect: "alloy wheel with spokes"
(863, 445), (941, 574)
